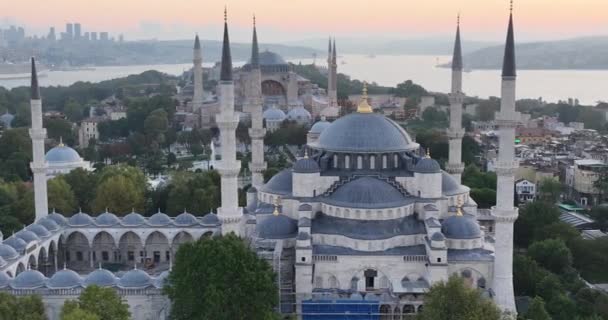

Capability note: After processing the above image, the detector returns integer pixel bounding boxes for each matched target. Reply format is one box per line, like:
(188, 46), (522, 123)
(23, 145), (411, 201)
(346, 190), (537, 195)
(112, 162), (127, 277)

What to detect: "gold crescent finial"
(356, 82), (373, 113)
(425, 148), (431, 158)
(510, 0), (513, 13)
(457, 12), (460, 26)
(304, 148), (309, 159)
(456, 197), (464, 216)
(273, 197), (281, 216)
(58, 136), (64, 147)
(224, 6), (228, 22)
(253, 14), (256, 26)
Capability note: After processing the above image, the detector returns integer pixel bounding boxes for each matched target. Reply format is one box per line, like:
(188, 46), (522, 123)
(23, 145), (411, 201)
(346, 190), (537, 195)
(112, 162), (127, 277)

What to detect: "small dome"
(413, 157), (441, 174)
(45, 144), (81, 163)
(442, 172), (468, 195)
(256, 214), (298, 239)
(441, 215), (482, 239)
(0, 272), (11, 288)
(293, 157), (320, 173)
(47, 269), (82, 289)
(312, 113), (419, 153)
(200, 213), (220, 226)
(68, 212), (94, 227)
(48, 213), (68, 226)
(287, 106), (312, 122)
(83, 268), (117, 287)
(263, 107), (287, 121)
(11, 270), (47, 289)
(175, 212), (197, 226)
(95, 212), (120, 226)
(324, 177), (410, 209)
(38, 217), (60, 232)
(27, 224), (51, 238)
(148, 212), (172, 226)
(0, 112), (14, 128)
(309, 119), (331, 134)
(118, 269), (153, 289)
(431, 232), (445, 241)
(257, 51), (288, 66)
(3, 237), (27, 252)
(261, 169), (292, 195)
(16, 230), (41, 243)
(298, 204), (312, 211)
(0, 244), (19, 260)
(122, 212), (145, 227)
(155, 271), (170, 288)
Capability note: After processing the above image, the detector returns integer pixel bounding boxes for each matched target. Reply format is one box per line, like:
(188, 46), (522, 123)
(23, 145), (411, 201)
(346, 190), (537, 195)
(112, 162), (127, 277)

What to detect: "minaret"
(446, 15), (465, 183)
(192, 34), (204, 112)
(29, 58), (49, 221)
(328, 39), (338, 107)
(216, 8), (243, 236)
(248, 15), (267, 189)
(491, 3), (519, 315)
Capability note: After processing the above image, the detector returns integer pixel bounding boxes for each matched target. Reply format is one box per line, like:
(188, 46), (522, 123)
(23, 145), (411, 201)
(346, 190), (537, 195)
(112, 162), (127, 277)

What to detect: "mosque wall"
(312, 234), (425, 252)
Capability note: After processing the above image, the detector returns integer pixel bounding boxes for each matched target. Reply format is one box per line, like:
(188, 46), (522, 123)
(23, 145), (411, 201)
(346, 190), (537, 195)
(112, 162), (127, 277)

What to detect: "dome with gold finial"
(45, 138), (82, 163)
(309, 85), (418, 153)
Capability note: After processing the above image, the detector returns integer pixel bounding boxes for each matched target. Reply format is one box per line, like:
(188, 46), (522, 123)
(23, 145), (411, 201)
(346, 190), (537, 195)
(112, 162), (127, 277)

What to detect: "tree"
(422, 107), (448, 123)
(535, 222), (580, 244)
(64, 99), (85, 122)
(62, 168), (98, 212)
(61, 285), (130, 320)
(528, 239), (572, 274)
(61, 306), (100, 320)
(575, 288), (608, 319)
(538, 177), (562, 203)
(165, 171), (220, 215)
(416, 276), (501, 320)
(470, 188), (496, 208)
(546, 294), (577, 320)
(513, 254), (550, 297)
(589, 206), (608, 231)
(524, 297), (551, 320)
(0, 292), (46, 320)
(165, 234), (279, 320)
(92, 175), (145, 215)
(514, 201), (561, 248)
(48, 177), (78, 215)
(536, 273), (564, 302)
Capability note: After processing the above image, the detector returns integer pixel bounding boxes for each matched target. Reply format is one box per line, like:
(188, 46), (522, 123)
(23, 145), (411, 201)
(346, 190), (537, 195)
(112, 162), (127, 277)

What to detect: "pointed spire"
(451, 14), (463, 71)
(332, 38), (337, 63)
(30, 57), (40, 100)
(220, 7), (233, 81)
(250, 14), (260, 68)
(194, 34), (201, 49)
(328, 37), (332, 60)
(502, 2), (516, 78)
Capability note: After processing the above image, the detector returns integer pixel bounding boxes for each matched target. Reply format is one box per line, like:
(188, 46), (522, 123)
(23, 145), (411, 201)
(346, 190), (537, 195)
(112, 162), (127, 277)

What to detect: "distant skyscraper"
(66, 23), (73, 40)
(83, 32), (90, 41)
(74, 23), (81, 40)
(100, 32), (109, 41)
(48, 27), (56, 41)
(90, 32), (97, 41)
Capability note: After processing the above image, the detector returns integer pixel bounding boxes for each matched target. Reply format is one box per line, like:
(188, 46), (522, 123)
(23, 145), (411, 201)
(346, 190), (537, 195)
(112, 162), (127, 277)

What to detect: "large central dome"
(310, 112), (418, 153)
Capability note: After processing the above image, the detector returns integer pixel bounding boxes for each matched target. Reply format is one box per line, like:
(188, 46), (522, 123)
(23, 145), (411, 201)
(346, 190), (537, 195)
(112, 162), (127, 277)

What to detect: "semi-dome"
(3, 237), (27, 252)
(431, 232), (445, 241)
(95, 212), (120, 226)
(287, 106), (312, 122)
(311, 113), (419, 153)
(413, 157), (441, 174)
(48, 212), (68, 226)
(0, 272), (11, 288)
(441, 214), (482, 239)
(11, 270), (47, 289)
(442, 172), (469, 195)
(27, 224), (51, 238)
(263, 107), (286, 121)
(293, 157), (320, 173)
(122, 212), (145, 227)
(148, 212), (172, 226)
(155, 271), (170, 288)
(118, 269), (153, 289)
(83, 268), (117, 287)
(38, 217), (60, 232)
(68, 212), (94, 227)
(256, 214), (298, 239)
(258, 51), (288, 66)
(16, 230), (41, 243)
(324, 177), (411, 209)
(0, 244), (19, 260)
(47, 269), (82, 289)
(45, 144), (81, 163)
(200, 213), (220, 226)
(309, 119), (331, 134)
(261, 169), (292, 195)
(175, 212), (197, 226)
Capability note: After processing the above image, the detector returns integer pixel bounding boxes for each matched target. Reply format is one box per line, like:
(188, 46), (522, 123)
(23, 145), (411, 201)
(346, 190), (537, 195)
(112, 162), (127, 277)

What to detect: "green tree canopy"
(538, 177), (562, 203)
(48, 177), (78, 215)
(0, 292), (46, 320)
(528, 239), (573, 274)
(62, 168), (98, 212)
(416, 276), (501, 320)
(61, 285), (130, 320)
(524, 296), (551, 320)
(514, 201), (561, 248)
(92, 174), (145, 215)
(165, 234), (279, 320)
(165, 171), (220, 215)
(513, 254), (550, 297)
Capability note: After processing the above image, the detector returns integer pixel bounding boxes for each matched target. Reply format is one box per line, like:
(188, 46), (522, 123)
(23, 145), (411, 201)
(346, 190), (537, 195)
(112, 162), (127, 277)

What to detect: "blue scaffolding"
(302, 299), (380, 320)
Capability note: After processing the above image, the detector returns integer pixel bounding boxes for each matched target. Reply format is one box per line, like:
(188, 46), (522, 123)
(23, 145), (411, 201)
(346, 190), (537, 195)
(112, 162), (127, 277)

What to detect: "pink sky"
(3, 0), (608, 41)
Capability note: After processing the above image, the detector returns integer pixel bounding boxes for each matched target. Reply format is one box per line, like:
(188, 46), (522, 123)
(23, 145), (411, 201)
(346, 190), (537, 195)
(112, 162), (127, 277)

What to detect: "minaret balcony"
(490, 206), (519, 221)
(215, 114), (239, 129)
(249, 128), (266, 139)
(495, 111), (521, 126)
(216, 164), (241, 177)
(446, 128), (465, 139)
(249, 162), (267, 173)
(28, 128), (47, 140)
(494, 161), (519, 175)
(445, 163), (465, 174)
(448, 92), (465, 105)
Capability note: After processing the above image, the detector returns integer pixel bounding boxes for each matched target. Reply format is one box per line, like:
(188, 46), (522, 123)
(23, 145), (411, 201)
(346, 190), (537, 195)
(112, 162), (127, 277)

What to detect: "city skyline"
(2, 0), (608, 42)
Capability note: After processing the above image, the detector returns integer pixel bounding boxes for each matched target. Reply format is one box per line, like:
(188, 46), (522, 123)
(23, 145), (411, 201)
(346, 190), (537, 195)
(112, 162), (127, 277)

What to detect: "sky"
(2, 0), (608, 43)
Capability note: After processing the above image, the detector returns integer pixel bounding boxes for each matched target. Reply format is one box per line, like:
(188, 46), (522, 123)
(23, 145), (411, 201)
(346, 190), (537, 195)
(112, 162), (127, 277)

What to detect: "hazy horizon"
(3, 0), (608, 43)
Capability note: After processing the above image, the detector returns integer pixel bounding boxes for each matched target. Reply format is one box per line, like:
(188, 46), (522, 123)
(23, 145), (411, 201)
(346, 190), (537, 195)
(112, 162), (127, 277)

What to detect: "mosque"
(0, 8), (520, 320)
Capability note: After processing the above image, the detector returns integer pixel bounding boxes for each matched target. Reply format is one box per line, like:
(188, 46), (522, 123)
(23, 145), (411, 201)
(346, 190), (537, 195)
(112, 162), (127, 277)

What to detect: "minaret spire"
(220, 7), (233, 81)
(327, 37), (338, 108)
(29, 57), (48, 221)
(446, 14), (465, 183)
(250, 14), (260, 69)
(452, 14), (463, 72)
(492, 1), (519, 314)
(192, 33), (204, 114)
(247, 14), (266, 188)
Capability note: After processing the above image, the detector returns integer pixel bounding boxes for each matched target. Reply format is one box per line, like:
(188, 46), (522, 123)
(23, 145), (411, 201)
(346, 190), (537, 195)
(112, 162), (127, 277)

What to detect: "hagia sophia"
(0, 8), (520, 320)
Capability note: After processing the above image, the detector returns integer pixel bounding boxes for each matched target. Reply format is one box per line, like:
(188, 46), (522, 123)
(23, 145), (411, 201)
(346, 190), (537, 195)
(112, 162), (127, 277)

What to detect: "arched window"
(394, 154), (399, 168)
(370, 155), (376, 169)
(315, 276), (323, 288)
(333, 155), (339, 168)
(382, 155), (388, 169)
(351, 277), (359, 291)
(357, 156), (363, 169)
(329, 275), (338, 289)
(345, 155), (350, 169)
